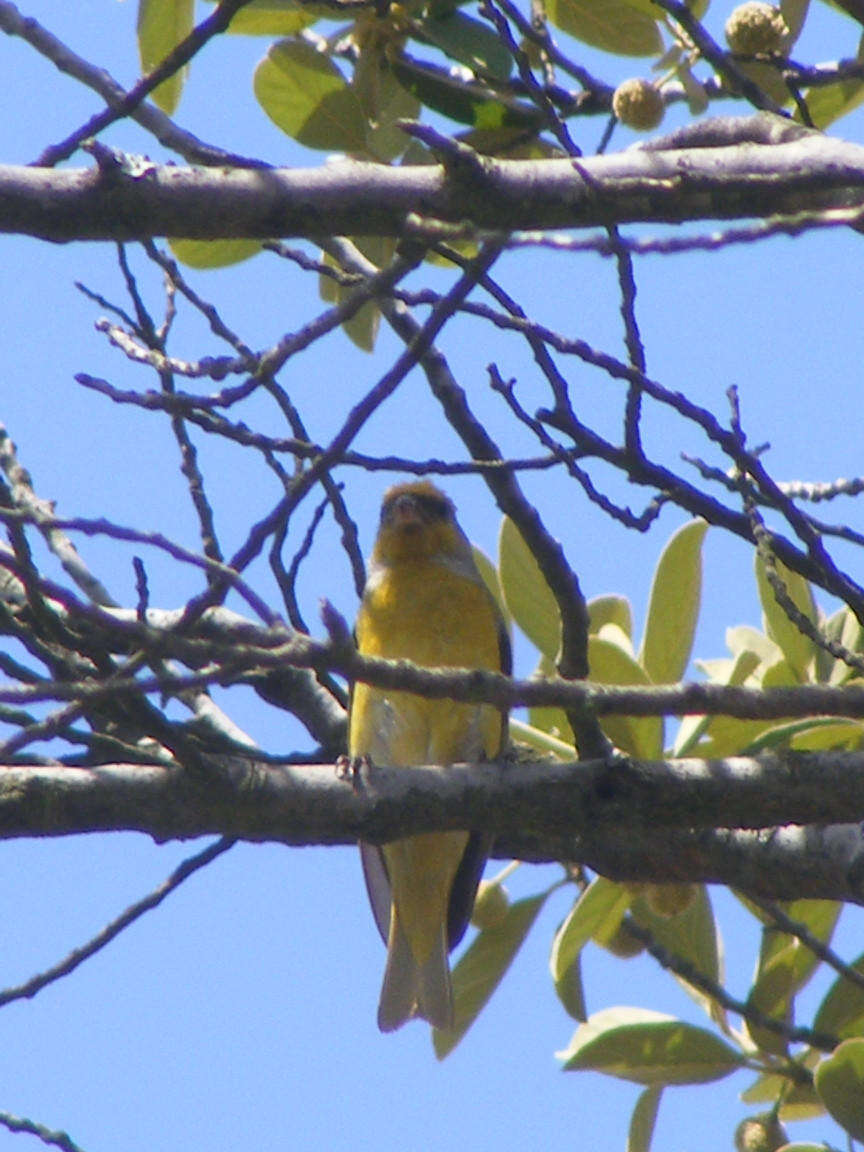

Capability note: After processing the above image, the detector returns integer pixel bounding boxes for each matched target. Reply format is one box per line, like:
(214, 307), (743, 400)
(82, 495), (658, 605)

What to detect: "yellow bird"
(350, 481), (510, 1032)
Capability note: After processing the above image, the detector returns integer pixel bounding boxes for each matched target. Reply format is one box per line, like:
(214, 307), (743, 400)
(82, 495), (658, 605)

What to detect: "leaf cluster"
(434, 515), (864, 1148)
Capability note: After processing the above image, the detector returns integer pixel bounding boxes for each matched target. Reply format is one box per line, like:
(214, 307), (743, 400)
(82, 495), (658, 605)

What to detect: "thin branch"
(746, 894), (864, 995)
(31, 0), (259, 167)
(0, 0), (265, 169)
(0, 1112), (87, 1152)
(0, 838), (234, 1009)
(623, 914), (838, 1052)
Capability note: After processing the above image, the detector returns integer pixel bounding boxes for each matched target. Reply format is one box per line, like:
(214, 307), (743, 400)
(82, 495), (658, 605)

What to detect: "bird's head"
(372, 481), (472, 566)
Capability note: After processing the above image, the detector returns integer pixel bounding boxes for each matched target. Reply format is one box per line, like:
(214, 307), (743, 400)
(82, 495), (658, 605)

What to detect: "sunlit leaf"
(589, 635), (663, 758)
(544, 0), (663, 55)
(498, 517), (560, 661)
(736, 59), (792, 107)
(814, 1038), (864, 1140)
(743, 715), (861, 754)
(416, 10), (514, 79)
(675, 648), (760, 756)
(676, 59), (709, 114)
(597, 622), (634, 655)
(434, 892), (549, 1058)
(510, 716), (575, 759)
(254, 39), (368, 153)
(631, 886), (722, 1020)
(754, 552), (817, 680)
(556, 946), (587, 1021)
(801, 77), (864, 129)
(391, 55), (538, 129)
(137, 0), (194, 114)
(219, 0), (319, 35)
(789, 720), (864, 751)
(550, 877), (632, 993)
(746, 900), (839, 1056)
(726, 624), (783, 670)
(456, 126), (554, 159)
(741, 1069), (825, 1121)
(319, 236), (394, 350)
(628, 1085), (662, 1152)
(588, 594), (633, 638)
(829, 607), (864, 684)
(814, 951), (864, 1040)
(353, 50), (420, 162)
(781, 0), (811, 44)
(639, 520), (707, 684)
(472, 546), (511, 629)
(559, 1009), (744, 1084)
(169, 238), (262, 268)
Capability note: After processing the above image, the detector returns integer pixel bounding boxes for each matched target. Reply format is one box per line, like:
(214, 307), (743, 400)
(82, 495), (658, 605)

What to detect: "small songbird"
(350, 481), (510, 1032)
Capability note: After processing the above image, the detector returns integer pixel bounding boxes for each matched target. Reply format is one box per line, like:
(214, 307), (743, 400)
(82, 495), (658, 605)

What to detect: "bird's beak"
(389, 495), (423, 530)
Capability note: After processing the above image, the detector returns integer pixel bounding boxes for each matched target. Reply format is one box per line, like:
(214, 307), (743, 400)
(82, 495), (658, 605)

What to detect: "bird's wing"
(360, 841), (391, 945)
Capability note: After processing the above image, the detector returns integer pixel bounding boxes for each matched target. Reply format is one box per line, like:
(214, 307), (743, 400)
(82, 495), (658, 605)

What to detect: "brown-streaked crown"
(379, 481), (454, 530)
(373, 481), (467, 566)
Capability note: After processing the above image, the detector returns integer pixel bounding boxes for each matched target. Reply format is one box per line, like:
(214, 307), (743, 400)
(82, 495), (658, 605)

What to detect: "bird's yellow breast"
(350, 558), (503, 768)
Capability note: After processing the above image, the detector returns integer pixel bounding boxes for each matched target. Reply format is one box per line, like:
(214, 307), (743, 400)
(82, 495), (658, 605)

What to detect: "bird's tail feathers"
(377, 917), (453, 1033)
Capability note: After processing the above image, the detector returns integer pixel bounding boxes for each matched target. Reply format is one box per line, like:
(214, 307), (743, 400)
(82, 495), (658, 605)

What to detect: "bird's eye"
(413, 494), (451, 521)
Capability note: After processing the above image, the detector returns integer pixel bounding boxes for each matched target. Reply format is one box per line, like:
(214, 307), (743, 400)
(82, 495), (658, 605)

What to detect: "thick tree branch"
(4, 753), (864, 899)
(3, 122), (864, 241)
(1, 748), (863, 846)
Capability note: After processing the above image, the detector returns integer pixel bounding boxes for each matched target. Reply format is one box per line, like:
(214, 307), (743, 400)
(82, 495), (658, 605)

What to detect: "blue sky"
(2, 1), (864, 1149)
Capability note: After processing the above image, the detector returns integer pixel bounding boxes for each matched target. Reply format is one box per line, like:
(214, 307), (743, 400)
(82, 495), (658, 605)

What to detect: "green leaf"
(550, 877), (632, 991)
(829, 607), (864, 684)
(509, 716), (575, 758)
(353, 51), (420, 162)
(556, 947), (587, 1022)
(559, 1009), (744, 1084)
(771, 1146), (832, 1152)
(168, 238), (262, 268)
(675, 59), (709, 115)
(746, 901), (839, 1057)
(801, 77), (864, 129)
(472, 546), (511, 629)
(137, 0), (194, 114)
(498, 517), (561, 661)
(789, 719), (864, 751)
(254, 39), (368, 153)
(589, 635), (663, 758)
(319, 236), (394, 351)
(433, 892), (548, 1058)
(754, 552), (817, 680)
(416, 11), (514, 79)
(588, 594), (633, 637)
(684, 714), (773, 758)
(219, 0), (319, 35)
(741, 1070), (824, 1121)
(628, 1085), (662, 1152)
(631, 886), (721, 1020)
(675, 648), (760, 757)
(525, 652), (573, 741)
(639, 520), (707, 684)
(743, 716), (863, 755)
(814, 951), (864, 1040)
(736, 59), (792, 107)
(391, 55), (538, 130)
(544, 0), (663, 55)
(726, 624), (783, 670)
(814, 1038), (864, 1140)
(781, 0), (810, 44)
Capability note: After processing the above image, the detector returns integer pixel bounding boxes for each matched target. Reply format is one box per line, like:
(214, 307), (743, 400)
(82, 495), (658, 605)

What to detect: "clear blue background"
(2, 2), (864, 1149)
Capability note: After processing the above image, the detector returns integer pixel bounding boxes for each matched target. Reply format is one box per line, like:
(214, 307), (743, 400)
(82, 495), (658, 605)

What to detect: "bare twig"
(0, 838), (234, 1009)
